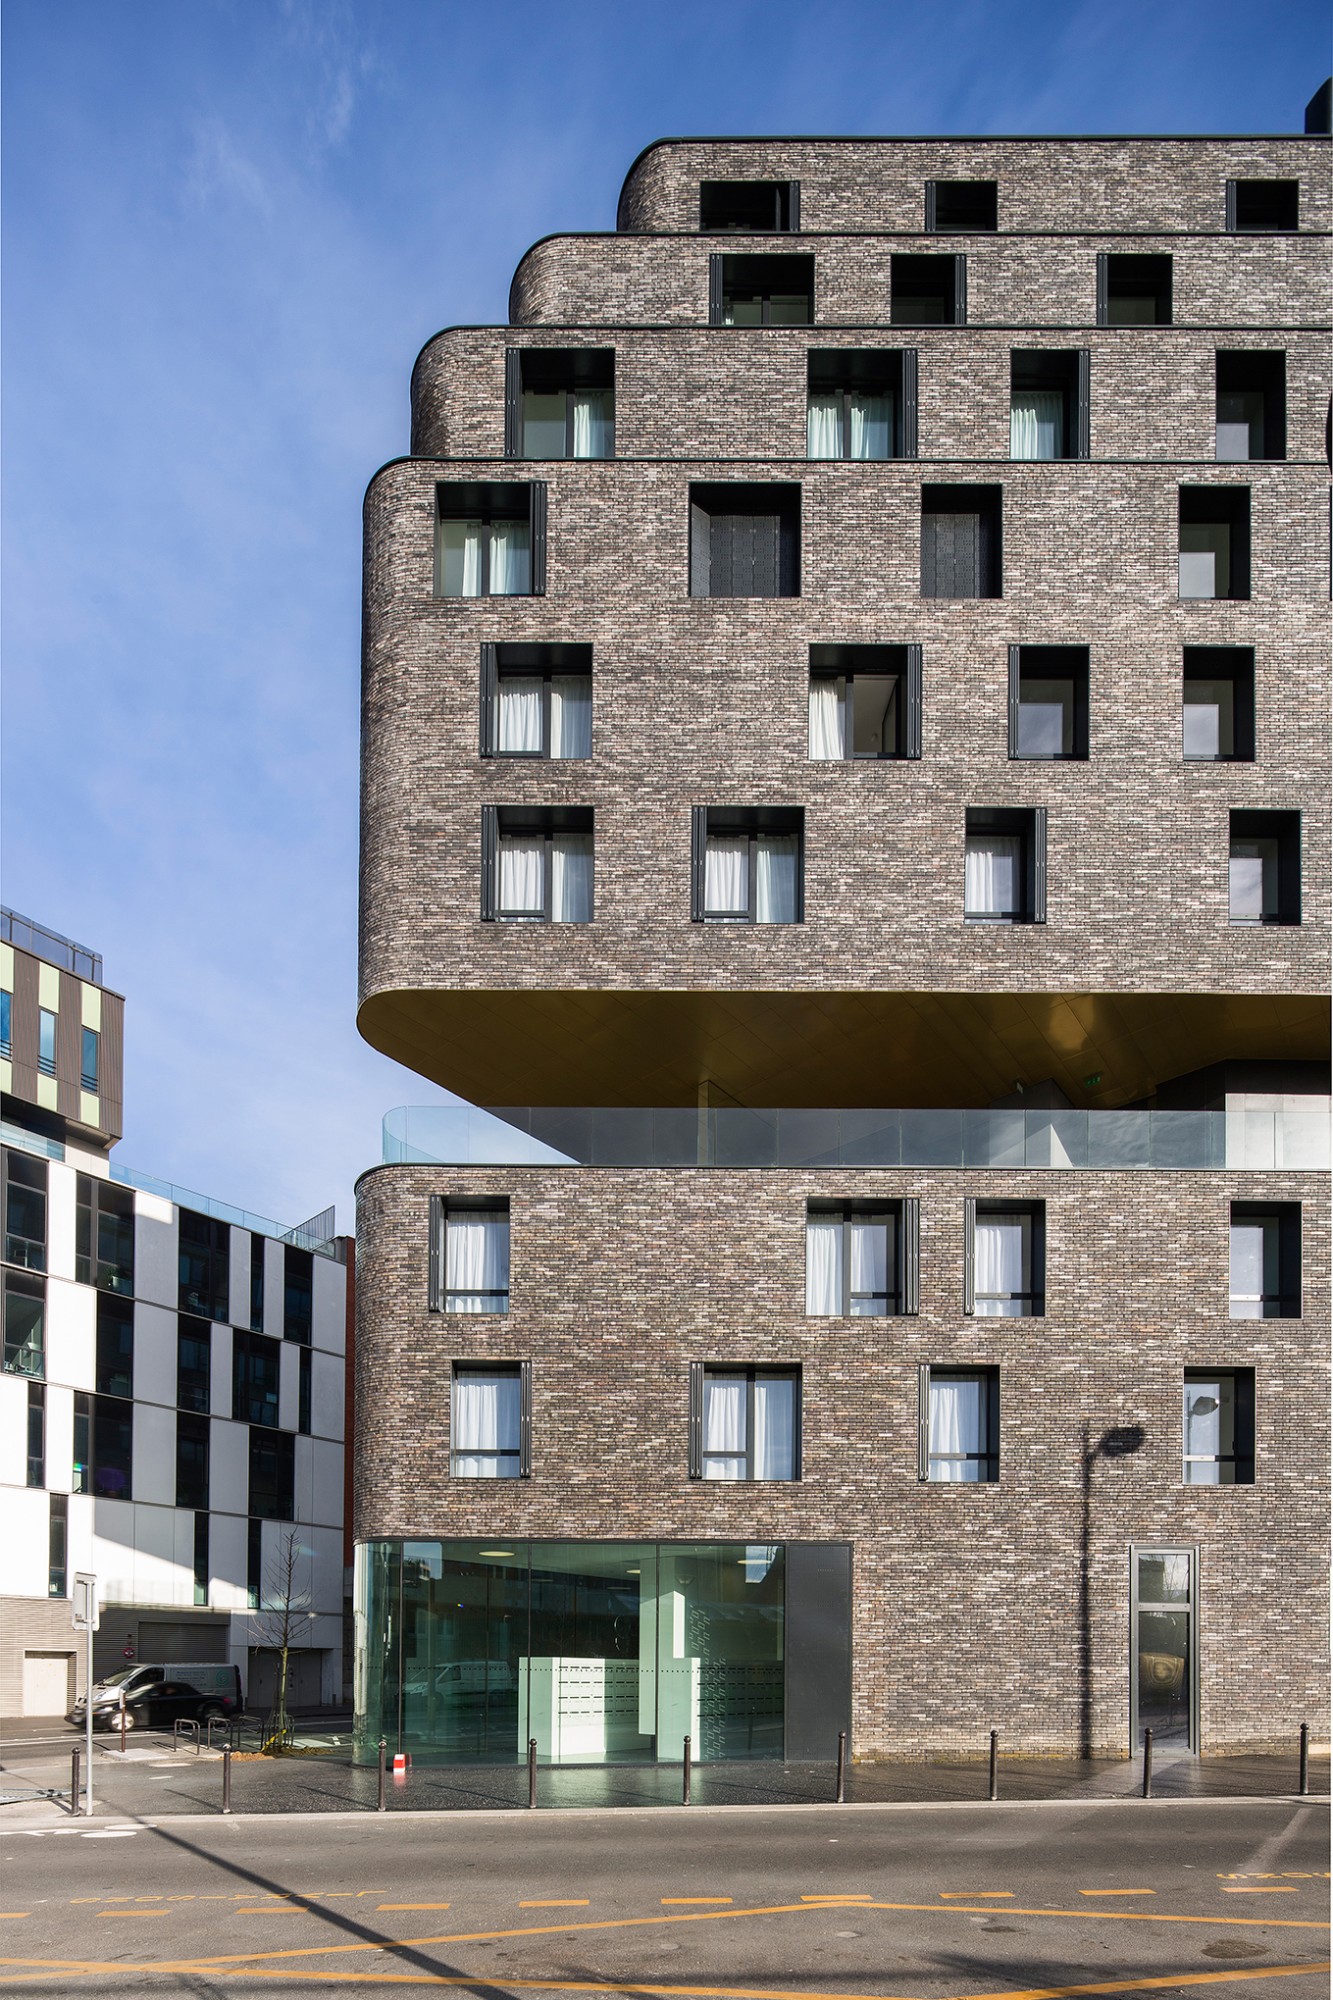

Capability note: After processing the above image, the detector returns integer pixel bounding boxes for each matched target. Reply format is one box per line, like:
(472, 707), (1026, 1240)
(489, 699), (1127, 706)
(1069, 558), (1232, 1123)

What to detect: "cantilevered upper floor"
(1, 911), (124, 1150)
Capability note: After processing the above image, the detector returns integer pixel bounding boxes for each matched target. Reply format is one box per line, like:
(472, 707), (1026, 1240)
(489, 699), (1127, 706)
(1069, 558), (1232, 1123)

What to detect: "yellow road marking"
(519, 1900), (591, 1908)
(98, 1910), (167, 1919)
(799, 1894), (873, 1902)
(940, 1890), (1013, 1898)
(661, 1898), (732, 1905)
(1223, 1886), (1300, 1894)
(377, 1904), (452, 1912)
(0, 1915), (29, 1921)
(238, 1907), (305, 1916)
(1080, 1889), (1154, 1896)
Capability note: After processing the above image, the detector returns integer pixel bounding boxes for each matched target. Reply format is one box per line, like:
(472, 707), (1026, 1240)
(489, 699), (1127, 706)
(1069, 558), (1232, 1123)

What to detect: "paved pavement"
(0, 1792), (1326, 1997)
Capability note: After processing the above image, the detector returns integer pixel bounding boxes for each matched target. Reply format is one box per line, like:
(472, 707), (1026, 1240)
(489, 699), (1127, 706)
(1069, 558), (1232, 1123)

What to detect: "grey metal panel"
(784, 1542), (852, 1760)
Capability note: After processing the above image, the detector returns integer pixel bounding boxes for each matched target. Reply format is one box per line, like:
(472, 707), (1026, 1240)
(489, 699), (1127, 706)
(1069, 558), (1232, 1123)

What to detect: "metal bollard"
(222, 1744), (232, 1815)
(1299, 1721), (1309, 1797)
(988, 1729), (999, 1802)
(71, 1747), (81, 1817)
(376, 1737), (387, 1813)
(1141, 1728), (1153, 1799)
(682, 1734), (692, 1805)
(528, 1737), (538, 1809)
(835, 1730), (847, 1804)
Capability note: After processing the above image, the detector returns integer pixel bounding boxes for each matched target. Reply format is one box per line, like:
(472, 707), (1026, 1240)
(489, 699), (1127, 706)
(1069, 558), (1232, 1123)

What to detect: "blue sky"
(2, 0), (1328, 1235)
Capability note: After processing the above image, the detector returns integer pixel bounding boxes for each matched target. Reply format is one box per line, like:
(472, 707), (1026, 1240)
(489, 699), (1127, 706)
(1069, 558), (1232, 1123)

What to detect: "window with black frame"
(926, 179), (997, 231)
(249, 1426), (295, 1520)
(435, 481), (546, 598)
(28, 1381), (45, 1488)
(807, 350), (916, 461)
(1183, 647), (1255, 762)
(805, 1201), (918, 1315)
(689, 1364), (800, 1481)
(1229, 810), (1300, 924)
(1229, 1202), (1300, 1317)
(451, 1361), (529, 1477)
(1183, 1368), (1255, 1484)
(177, 1316), (212, 1413)
(1097, 253), (1172, 326)
(692, 807), (803, 924)
(1010, 350), (1089, 461)
(2, 1269), (44, 1377)
(481, 807), (594, 923)
(964, 807), (1046, 924)
(920, 1366), (999, 1482)
(1008, 647), (1089, 761)
(283, 1244), (313, 1344)
(76, 1174), (134, 1293)
(1226, 178), (1298, 231)
(921, 485), (1001, 599)
(891, 254), (965, 326)
(710, 253), (813, 326)
(808, 645), (922, 761)
(179, 1209), (229, 1321)
(233, 1328), (281, 1427)
(1216, 351), (1286, 462)
(430, 1198), (510, 1315)
(689, 483), (800, 598)
(480, 644), (592, 759)
(3, 1148), (47, 1271)
(73, 1391), (133, 1499)
(1179, 486), (1251, 601)
(965, 1200), (1045, 1316)
(95, 1295), (133, 1399)
(700, 180), (800, 232)
(176, 1410), (210, 1510)
(506, 348), (614, 460)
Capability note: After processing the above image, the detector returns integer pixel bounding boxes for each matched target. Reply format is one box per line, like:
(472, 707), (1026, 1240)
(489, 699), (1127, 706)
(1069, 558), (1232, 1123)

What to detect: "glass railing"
(110, 1165), (344, 1258)
(1, 907), (103, 983)
(383, 1103), (1329, 1173)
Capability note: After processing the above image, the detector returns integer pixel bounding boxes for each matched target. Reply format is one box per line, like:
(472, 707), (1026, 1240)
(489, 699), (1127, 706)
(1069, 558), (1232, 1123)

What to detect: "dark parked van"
(70, 1662), (243, 1730)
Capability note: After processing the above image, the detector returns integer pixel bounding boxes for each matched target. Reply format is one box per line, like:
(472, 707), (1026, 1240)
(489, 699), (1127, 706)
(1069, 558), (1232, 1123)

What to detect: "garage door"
(23, 1652), (73, 1716)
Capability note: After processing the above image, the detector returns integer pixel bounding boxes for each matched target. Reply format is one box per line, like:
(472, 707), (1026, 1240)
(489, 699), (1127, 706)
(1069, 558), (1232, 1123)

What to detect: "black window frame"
(3, 1146), (48, 1272)
(1215, 350), (1286, 463)
(964, 1198), (1046, 1316)
(480, 805), (595, 924)
(1183, 646), (1255, 763)
(1178, 485), (1251, 602)
(428, 1196), (511, 1315)
(178, 1209), (229, 1322)
(479, 642), (594, 759)
(709, 252), (814, 326)
(434, 480), (547, 598)
(73, 1390), (133, 1500)
(504, 347), (616, 461)
(81, 1025), (99, 1094)
(247, 1517), (263, 1609)
(691, 806), (805, 924)
(918, 1364), (1001, 1482)
(232, 1327), (282, 1428)
(248, 1425), (295, 1522)
(1183, 1366), (1256, 1485)
(964, 807), (1047, 925)
(1096, 253), (1173, 327)
(75, 1173), (135, 1294)
(1009, 349), (1090, 461)
(95, 1293), (134, 1400)
(298, 1346), (312, 1436)
(177, 1316), (212, 1414)
(806, 349), (918, 461)
(449, 1359), (532, 1478)
(688, 1362), (803, 1481)
(1229, 1201), (1301, 1318)
(48, 1491), (67, 1598)
(1008, 646), (1089, 761)
(1226, 178), (1299, 232)
(176, 1410), (210, 1511)
(805, 1199), (920, 1316)
(37, 1007), (57, 1077)
(689, 481), (800, 599)
(1228, 809), (1301, 926)
(2, 1268), (44, 1378)
(193, 1511), (209, 1607)
(700, 180), (800, 232)
(920, 484), (1002, 599)
(27, 1379), (45, 1488)
(890, 253), (966, 327)
(249, 1233), (266, 1332)
(282, 1243), (313, 1345)
(926, 180), (998, 232)
(808, 644), (923, 762)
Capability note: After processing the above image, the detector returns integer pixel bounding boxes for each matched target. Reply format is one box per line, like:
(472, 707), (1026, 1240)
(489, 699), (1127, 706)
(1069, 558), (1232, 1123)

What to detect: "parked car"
(71, 1662), (243, 1730)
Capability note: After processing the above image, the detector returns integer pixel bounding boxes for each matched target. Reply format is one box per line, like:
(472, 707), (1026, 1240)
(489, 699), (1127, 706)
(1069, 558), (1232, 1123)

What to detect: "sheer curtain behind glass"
(438, 520), (483, 597)
(807, 395), (842, 459)
(755, 835), (798, 922)
(974, 1213), (1026, 1315)
(445, 1213), (509, 1312)
(452, 1368), (521, 1476)
(849, 392), (892, 460)
(1229, 840), (1276, 920)
(572, 391), (614, 459)
(965, 834), (1022, 917)
(753, 1376), (795, 1479)
(550, 676), (592, 757)
(849, 1218), (888, 1313)
(702, 1374), (747, 1479)
(551, 835), (594, 922)
(808, 677), (846, 758)
(498, 837), (544, 916)
(489, 521), (531, 595)
(705, 836), (749, 915)
(929, 1374), (987, 1480)
(805, 1215), (841, 1314)
(1010, 390), (1064, 460)
(1229, 1218), (1272, 1315)
(497, 677), (542, 753)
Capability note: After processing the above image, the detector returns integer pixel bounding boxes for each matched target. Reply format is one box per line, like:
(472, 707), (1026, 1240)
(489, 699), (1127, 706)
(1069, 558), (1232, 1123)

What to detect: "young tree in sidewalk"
(251, 1528), (311, 1754)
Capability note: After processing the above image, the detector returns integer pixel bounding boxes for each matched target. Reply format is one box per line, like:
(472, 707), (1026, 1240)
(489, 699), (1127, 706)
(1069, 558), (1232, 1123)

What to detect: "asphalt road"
(0, 1796), (1327, 1998)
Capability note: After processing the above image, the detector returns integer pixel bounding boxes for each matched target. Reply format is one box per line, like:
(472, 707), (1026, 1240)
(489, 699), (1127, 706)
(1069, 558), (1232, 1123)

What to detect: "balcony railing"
(1, 907), (103, 983)
(383, 1103), (1329, 1173)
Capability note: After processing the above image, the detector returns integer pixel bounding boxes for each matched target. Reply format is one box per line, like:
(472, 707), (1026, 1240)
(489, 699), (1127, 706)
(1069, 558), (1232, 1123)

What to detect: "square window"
(927, 180), (997, 232)
(1215, 351), (1286, 462)
(700, 180), (799, 232)
(506, 348), (614, 461)
(921, 1366), (999, 1481)
(967, 1200), (1044, 1316)
(807, 350), (915, 461)
(691, 1364), (800, 1481)
(808, 645), (921, 761)
(1227, 178), (1299, 231)
(1230, 1203), (1300, 1317)
(1098, 254), (1172, 326)
(921, 485), (1001, 598)
(1183, 1368), (1255, 1484)
(482, 807), (593, 923)
(964, 807), (1046, 924)
(692, 807), (803, 923)
(1010, 351), (1089, 460)
(1178, 486), (1250, 601)
(689, 483), (800, 597)
(1229, 810), (1300, 924)
(452, 1362), (528, 1477)
(710, 252), (813, 325)
(891, 253), (966, 326)
(1182, 647), (1254, 762)
(481, 644), (592, 759)
(435, 482), (545, 597)
(1009, 646), (1089, 760)
(431, 1198), (510, 1314)
(805, 1201), (917, 1315)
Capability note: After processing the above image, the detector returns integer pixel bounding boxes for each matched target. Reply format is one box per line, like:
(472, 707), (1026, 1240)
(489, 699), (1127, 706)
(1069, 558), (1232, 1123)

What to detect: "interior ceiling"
(359, 988), (1330, 1111)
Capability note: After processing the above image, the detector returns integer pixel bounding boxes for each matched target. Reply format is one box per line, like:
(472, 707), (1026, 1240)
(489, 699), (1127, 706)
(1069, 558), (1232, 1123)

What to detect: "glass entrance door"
(1131, 1547), (1197, 1751)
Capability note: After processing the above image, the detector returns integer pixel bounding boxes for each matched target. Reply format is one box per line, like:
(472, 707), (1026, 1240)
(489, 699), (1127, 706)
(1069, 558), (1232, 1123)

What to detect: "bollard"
(222, 1744), (232, 1815)
(376, 1737), (387, 1813)
(988, 1729), (999, 1802)
(528, 1737), (538, 1809)
(682, 1734), (692, 1806)
(1141, 1728), (1153, 1799)
(71, 1747), (81, 1817)
(1299, 1721), (1309, 1797)
(835, 1730), (847, 1804)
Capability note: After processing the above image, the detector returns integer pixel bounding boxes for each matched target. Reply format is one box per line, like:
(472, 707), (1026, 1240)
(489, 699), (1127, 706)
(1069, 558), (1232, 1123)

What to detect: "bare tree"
(250, 1529), (310, 1753)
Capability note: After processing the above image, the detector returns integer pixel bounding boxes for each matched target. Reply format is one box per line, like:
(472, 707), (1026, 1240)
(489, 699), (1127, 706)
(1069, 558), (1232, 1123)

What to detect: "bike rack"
(173, 1718), (201, 1755)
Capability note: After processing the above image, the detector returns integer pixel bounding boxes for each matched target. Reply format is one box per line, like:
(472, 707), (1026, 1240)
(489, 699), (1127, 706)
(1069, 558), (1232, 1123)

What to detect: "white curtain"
(1229, 841), (1274, 921)
(1229, 1220), (1266, 1315)
(551, 834), (593, 922)
(849, 1218), (887, 1314)
(808, 677), (846, 759)
(755, 834), (798, 923)
(446, 1214), (509, 1312)
(848, 391), (892, 460)
(453, 1368), (520, 1475)
(705, 835), (749, 915)
(753, 1377), (795, 1480)
(498, 836), (544, 916)
(965, 833), (1021, 917)
(702, 1374), (746, 1479)
(805, 1216), (842, 1314)
(929, 1375), (986, 1481)
(550, 676), (592, 758)
(806, 394), (842, 459)
(497, 677), (542, 753)
(975, 1214), (1026, 1315)
(572, 390), (613, 459)
(1010, 390), (1064, 460)
(438, 520), (483, 597)
(489, 521), (531, 595)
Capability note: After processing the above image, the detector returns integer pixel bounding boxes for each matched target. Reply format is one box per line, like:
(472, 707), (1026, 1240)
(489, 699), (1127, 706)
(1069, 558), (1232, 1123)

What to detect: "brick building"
(353, 106), (1330, 1764)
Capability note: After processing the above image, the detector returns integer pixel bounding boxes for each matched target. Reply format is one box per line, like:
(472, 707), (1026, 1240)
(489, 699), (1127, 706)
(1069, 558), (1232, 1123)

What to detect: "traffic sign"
(72, 1573), (99, 1631)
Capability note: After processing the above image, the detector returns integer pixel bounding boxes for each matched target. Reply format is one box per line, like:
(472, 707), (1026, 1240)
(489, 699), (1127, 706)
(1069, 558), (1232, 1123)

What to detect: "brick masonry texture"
(355, 1161), (1329, 1757)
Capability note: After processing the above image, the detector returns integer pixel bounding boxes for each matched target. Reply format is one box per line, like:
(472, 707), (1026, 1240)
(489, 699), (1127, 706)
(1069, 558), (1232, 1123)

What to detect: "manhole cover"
(1202, 1940), (1267, 1960)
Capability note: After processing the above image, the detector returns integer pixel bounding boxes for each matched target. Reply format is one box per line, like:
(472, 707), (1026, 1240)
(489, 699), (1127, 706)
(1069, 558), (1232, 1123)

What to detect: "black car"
(88, 1680), (230, 1732)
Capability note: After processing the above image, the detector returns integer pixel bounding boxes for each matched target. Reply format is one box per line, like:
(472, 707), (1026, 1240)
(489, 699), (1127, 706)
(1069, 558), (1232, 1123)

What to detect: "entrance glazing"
(1130, 1546), (1198, 1751)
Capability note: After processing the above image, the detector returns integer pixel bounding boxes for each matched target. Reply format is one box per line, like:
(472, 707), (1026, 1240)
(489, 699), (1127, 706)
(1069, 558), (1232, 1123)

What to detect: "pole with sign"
(72, 1574), (98, 1817)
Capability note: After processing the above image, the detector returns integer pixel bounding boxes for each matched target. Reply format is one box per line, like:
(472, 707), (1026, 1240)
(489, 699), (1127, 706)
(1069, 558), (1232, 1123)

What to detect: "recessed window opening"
(1229, 1202), (1300, 1317)
(431, 1198), (510, 1315)
(806, 1201), (917, 1315)
(452, 1362), (528, 1477)
(1178, 487), (1250, 601)
(1009, 646), (1089, 760)
(482, 806), (593, 923)
(921, 485), (1001, 598)
(692, 807), (803, 924)
(689, 483), (800, 598)
(80, 1027), (100, 1094)
(1216, 351), (1286, 462)
(966, 1200), (1045, 1316)
(435, 482), (544, 598)
(3, 1149), (47, 1272)
(507, 349), (614, 461)
(1229, 810), (1299, 925)
(922, 1366), (999, 1481)
(1227, 179), (1299, 232)
(1183, 647), (1255, 762)
(482, 644), (592, 759)
(891, 253), (966, 326)
(808, 644), (921, 761)
(692, 1364), (800, 1481)
(1010, 351), (1089, 461)
(700, 180), (799, 232)
(964, 807), (1045, 924)
(1183, 1368), (1255, 1484)
(3, 1270), (44, 1377)
(807, 350), (914, 461)
(37, 1009), (57, 1077)
(711, 253), (814, 326)
(927, 180), (997, 232)
(1098, 254), (1172, 326)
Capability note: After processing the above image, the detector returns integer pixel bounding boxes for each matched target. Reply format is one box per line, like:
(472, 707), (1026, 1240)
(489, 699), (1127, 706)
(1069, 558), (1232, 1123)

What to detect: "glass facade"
(355, 1539), (787, 1766)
